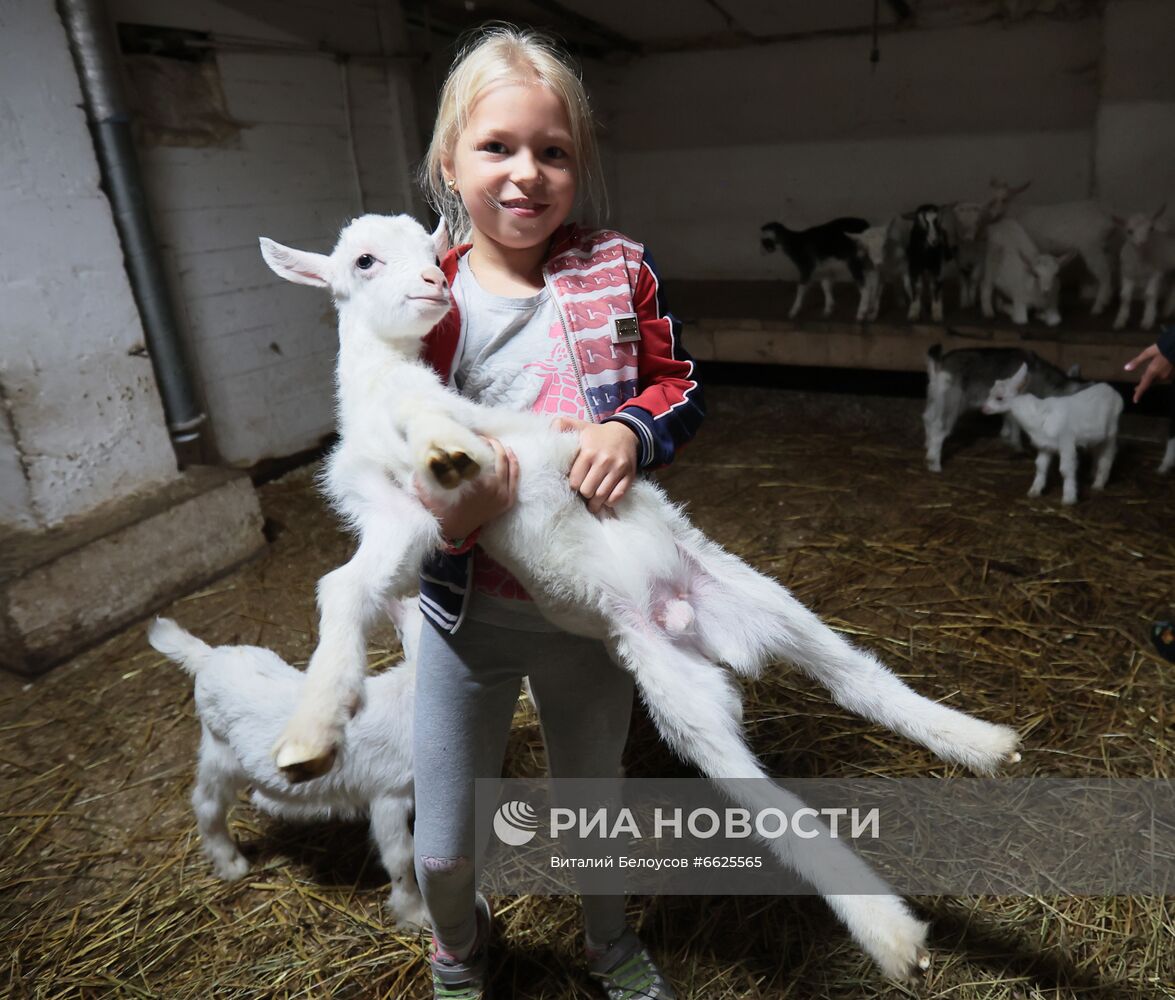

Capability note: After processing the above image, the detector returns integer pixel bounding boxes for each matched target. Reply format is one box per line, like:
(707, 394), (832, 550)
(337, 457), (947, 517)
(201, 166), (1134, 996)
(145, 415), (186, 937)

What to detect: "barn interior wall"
(0, 0), (180, 531)
(107, 0), (421, 467)
(591, 0), (1175, 281)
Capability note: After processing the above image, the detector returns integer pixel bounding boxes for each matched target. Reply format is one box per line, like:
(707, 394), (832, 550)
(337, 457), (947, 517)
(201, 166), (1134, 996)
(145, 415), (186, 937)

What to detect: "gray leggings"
(413, 613), (634, 952)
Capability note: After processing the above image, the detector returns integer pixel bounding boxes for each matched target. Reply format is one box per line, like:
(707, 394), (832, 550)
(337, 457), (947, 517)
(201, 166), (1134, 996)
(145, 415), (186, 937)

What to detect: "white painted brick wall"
(0, 0), (179, 530)
(114, 0), (420, 466)
(590, 6), (1175, 281)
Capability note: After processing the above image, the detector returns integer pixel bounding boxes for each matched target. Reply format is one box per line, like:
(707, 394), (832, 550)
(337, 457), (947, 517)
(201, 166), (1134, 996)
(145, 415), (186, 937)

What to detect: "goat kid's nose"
(421, 267), (447, 290)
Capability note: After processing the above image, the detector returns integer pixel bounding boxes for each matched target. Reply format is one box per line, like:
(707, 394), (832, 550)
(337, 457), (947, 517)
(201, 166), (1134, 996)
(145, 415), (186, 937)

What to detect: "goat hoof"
(428, 449), (481, 489)
(916, 947), (931, 974)
(275, 743), (338, 783)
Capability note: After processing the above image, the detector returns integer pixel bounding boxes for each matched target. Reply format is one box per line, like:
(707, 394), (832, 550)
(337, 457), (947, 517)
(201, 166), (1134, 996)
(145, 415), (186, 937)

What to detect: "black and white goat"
(924, 344), (1086, 471)
(761, 218), (869, 319)
(905, 205), (951, 322)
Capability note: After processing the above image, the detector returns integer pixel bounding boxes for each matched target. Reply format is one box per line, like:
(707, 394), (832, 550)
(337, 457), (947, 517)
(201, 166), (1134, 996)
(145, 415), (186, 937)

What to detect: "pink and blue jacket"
(418, 224), (705, 634)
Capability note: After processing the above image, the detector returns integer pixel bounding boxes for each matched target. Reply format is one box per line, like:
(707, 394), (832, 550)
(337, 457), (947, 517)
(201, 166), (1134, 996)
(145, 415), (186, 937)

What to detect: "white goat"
(146, 601), (428, 928)
(849, 218), (908, 321)
(259, 213), (1022, 981)
(1113, 206), (1175, 331)
(982, 364), (1123, 505)
(948, 202), (990, 310)
(988, 179), (1115, 315)
(981, 218), (1074, 326)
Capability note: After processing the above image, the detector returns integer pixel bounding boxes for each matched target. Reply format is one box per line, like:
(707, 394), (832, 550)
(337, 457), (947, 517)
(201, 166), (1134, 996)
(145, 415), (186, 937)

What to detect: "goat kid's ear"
(431, 218), (451, 260)
(1011, 362), (1029, 390)
(1153, 202), (1168, 222)
(1058, 250), (1078, 268)
(259, 238), (333, 288)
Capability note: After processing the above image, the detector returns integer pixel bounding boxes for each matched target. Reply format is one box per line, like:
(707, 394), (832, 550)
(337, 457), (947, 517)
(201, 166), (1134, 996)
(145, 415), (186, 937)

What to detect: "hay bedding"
(1, 385), (1171, 999)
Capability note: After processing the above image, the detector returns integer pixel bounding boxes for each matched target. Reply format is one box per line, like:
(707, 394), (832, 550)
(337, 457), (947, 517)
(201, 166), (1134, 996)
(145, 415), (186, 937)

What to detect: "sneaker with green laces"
(586, 927), (676, 1000)
(429, 894), (492, 1000)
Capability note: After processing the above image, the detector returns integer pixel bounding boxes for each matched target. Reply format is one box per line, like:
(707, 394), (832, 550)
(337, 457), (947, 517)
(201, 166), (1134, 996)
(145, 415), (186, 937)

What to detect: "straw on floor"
(2, 385), (1171, 999)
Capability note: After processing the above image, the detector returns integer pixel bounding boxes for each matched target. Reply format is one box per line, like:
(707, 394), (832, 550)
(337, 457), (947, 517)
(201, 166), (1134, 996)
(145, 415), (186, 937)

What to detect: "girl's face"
(445, 81), (577, 260)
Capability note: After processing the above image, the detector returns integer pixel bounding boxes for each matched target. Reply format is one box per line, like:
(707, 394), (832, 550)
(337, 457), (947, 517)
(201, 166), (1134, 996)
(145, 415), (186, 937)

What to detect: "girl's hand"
(415, 436), (518, 542)
(553, 417), (639, 514)
(1124, 343), (1175, 403)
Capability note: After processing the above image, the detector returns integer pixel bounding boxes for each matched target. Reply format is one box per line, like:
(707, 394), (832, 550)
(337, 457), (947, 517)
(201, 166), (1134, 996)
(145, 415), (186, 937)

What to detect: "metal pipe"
(56, 0), (207, 446)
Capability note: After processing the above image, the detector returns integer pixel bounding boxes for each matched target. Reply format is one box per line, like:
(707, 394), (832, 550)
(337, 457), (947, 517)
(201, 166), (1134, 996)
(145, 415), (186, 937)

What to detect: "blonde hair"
(420, 25), (607, 244)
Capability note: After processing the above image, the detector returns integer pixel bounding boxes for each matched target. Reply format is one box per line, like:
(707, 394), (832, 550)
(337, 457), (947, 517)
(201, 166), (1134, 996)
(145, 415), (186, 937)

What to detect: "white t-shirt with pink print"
(450, 251), (589, 630)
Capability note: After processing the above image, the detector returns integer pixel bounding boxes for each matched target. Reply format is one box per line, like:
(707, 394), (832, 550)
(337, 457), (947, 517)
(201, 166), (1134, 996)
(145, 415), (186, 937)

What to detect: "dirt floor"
(2, 384), (1172, 999)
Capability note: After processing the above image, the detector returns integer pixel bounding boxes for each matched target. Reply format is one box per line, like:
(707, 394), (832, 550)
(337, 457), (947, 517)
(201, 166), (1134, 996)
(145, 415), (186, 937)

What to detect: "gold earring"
(446, 177), (458, 193)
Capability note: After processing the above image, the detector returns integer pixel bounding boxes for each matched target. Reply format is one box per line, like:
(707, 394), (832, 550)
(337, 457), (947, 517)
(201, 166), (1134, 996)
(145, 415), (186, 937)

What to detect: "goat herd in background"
(762, 178), (1175, 330)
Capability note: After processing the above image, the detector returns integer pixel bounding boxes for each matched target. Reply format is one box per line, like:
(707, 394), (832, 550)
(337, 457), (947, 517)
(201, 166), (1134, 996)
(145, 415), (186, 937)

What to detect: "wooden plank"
(686, 318), (1156, 383)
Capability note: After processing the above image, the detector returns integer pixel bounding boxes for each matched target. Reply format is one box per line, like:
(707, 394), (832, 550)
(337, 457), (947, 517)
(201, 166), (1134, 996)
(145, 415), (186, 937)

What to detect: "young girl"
(413, 26), (703, 1000)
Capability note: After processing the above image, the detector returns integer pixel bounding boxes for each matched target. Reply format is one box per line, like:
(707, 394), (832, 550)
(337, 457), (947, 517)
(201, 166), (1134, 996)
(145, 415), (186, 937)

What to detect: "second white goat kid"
(982, 364), (1123, 505)
(260, 213), (1022, 981)
(146, 599), (427, 928)
(981, 219), (1075, 327)
(1113, 206), (1175, 331)
(988, 179), (1116, 315)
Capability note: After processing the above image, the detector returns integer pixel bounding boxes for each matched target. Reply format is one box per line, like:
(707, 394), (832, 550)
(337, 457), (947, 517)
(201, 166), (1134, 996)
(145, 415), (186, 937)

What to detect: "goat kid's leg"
(738, 587), (1019, 773)
(192, 730), (250, 881)
(1114, 278), (1135, 330)
(1028, 450), (1051, 498)
(274, 516), (434, 782)
(788, 277), (810, 319)
(930, 274), (944, 323)
(923, 379), (959, 472)
(1007, 298), (1029, 326)
(1087, 249), (1114, 316)
(607, 623), (930, 979)
(821, 277), (835, 318)
(1141, 274), (1161, 331)
(856, 273), (874, 322)
(1159, 436), (1175, 475)
(1058, 442), (1080, 505)
(1092, 437), (1116, 491)
(980, 274), (996, 320)
(404, 413), (494, 491)
(906, 273), (923, 321)
(371, 794), (430, 929)
(999, 415), (1024, 452)
(667, 528), (1020, 774)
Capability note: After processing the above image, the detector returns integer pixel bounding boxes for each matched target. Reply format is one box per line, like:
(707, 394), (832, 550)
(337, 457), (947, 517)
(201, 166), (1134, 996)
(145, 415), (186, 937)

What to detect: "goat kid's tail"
(147, 618), (213, 675)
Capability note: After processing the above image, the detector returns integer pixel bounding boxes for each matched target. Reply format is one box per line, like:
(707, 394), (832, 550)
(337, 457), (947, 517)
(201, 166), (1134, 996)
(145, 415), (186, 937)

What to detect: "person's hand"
(1124, 344), (1175, 403)
(414, 436), (518, 542)
(552, 417), (639, 514)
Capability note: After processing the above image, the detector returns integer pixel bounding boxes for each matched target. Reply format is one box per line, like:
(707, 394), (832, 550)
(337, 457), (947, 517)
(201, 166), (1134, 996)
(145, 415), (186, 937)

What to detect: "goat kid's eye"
(356, 254), (376, 271)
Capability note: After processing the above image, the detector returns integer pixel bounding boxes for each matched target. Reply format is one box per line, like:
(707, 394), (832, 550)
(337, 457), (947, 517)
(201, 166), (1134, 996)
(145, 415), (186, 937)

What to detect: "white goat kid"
(260, 213), (1021, 981)
(982, 364), (1123, 505)
(948, 202), (990, 310)
(988, 179), (1115, 315)
(981, 219), (1074, 327)
(849, 219), (908, 321)
(146, 599), (427, 928)
(1113, 206), (1175, 331)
